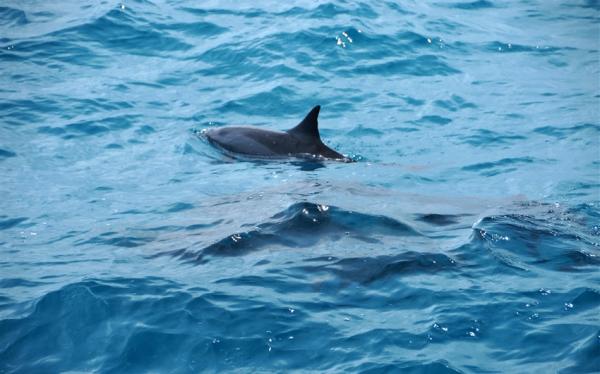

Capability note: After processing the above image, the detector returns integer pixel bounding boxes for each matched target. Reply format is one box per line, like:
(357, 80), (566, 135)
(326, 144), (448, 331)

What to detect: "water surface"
(1, 0), (599, 372)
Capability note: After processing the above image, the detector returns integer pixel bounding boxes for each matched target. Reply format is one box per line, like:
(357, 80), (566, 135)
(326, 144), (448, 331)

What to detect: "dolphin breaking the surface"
(204, 105), (351, 162)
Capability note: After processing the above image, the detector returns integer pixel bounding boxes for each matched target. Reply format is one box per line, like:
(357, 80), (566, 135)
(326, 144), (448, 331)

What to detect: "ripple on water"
(0, 216), (28, 230)
(298, 251), (459, 284)
(38, 114), (140, 139)
(459, 129), (526, 148)
(0, 149), (17, 159)
(461, 157), (536, 176)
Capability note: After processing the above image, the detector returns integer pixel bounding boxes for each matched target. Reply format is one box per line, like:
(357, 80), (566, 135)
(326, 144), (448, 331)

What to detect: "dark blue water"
(1, 1), (599, 372)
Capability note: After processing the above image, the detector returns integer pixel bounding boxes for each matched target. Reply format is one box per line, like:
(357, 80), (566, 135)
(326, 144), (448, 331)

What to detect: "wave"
(0, 278), (340, 372)
(471, 203), (600, 272)
(3, 272), (597, 373)
(166, 202), (421, 263)
(193, 24), (460, 83)
(1, 7), (197, 71)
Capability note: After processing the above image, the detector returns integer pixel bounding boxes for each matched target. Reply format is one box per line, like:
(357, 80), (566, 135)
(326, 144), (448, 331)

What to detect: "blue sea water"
(1, 0), (599, 372)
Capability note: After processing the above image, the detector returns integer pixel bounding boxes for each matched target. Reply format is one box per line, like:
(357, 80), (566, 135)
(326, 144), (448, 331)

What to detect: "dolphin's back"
(205, 126), (297, 157)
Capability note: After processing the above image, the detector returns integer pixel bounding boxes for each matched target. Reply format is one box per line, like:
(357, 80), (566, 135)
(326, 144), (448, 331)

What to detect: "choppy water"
(1, 1), (599, 372)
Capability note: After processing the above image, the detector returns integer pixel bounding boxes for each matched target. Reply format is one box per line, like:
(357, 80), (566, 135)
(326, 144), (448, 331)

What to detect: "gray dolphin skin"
(204, 105), (351, 161)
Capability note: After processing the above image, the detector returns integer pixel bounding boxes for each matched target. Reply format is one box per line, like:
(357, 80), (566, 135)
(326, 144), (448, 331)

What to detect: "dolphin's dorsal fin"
(287, 105), (321, 139)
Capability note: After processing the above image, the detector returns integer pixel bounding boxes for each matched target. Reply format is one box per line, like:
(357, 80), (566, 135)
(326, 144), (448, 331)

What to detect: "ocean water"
(1, 0), (599, 372)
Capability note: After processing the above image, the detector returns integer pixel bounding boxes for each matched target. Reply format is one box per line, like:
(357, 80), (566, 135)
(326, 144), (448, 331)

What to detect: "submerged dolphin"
(204, 105), (350, 161)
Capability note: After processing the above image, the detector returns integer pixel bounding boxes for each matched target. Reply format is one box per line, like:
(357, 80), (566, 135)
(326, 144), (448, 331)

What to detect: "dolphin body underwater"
(204, 105), (351, 162)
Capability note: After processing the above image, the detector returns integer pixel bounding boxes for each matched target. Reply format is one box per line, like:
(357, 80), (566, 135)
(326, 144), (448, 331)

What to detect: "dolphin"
(204, 105), (351, 162)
